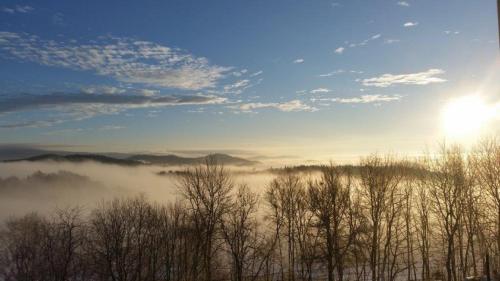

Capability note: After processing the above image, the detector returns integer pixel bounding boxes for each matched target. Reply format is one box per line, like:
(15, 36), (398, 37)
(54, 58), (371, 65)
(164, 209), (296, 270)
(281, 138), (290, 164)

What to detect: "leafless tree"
(424, 145), (471, 281)
(177, 157), (234, 281)
(221, 184), (262, 281)
(264, 171), (305, 281)
(472, 137), (500, 271)
(308, 164), (361, 281)
(414, 172), (432, 281)
(358, 155), (405, 281)
(0, 213), (48, 281)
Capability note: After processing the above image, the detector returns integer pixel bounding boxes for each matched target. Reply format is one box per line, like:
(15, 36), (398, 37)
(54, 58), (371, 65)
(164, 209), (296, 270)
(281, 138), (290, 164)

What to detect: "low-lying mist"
(0, 161), (276, 221)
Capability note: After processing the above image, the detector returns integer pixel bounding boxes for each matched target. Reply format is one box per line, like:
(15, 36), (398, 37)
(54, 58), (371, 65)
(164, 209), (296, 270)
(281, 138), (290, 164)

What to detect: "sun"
(441, 95), (495, 140)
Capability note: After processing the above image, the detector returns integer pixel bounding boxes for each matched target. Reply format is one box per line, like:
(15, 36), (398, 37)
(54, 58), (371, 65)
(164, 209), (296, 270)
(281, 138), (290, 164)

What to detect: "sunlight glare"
(442, 95), (496, 140)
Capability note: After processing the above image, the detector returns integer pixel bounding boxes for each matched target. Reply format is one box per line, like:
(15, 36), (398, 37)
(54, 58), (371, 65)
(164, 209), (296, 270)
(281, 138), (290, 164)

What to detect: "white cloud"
(293, 58), (305, 64)
(99, 125), (125, 131)
(311, 94), (402, 104)
(249, 70), (263, 77)
(310, 88), (330, 94)
(319, 69), (363, 77)
(0, 32), (230, 90)
(345, 33), (382, 49)
(2, 5), (33, 14)
(404, 22), (419, 27)
(334, 94), (402, 103)
(222, 79), (251, 94)
(444, 30), (460, 35)
(138, 89), (159, 96)
(362, 69), (446, 87)
(81, 86), (126, 95)
(334, 47), (345, 54)
(234, 100), (317, 113)
(384, 39), (401, 44)
(397, 1), (410, 7)
(319, 70), (345, 77)
(232, 69), (248, 77)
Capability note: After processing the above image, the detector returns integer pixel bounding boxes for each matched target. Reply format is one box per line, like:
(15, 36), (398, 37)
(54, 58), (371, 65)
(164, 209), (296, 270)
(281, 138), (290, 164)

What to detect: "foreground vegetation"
(0, 139), (499, 281)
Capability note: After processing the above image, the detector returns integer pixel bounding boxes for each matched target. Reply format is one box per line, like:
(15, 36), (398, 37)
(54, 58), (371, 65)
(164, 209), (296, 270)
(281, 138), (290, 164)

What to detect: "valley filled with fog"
(0, 140), (499, 281)
(0, 160), (276, 220)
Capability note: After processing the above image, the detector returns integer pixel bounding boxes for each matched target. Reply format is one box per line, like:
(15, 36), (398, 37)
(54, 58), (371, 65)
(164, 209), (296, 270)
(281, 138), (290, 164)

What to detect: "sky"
(0, 0), (499, 162)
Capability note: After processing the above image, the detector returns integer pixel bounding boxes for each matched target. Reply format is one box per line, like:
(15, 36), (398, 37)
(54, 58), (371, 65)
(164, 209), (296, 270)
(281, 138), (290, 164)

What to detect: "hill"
(5, 154), (142, 166)
(5, 153), (259, 166)
(127, 153), (258, 166)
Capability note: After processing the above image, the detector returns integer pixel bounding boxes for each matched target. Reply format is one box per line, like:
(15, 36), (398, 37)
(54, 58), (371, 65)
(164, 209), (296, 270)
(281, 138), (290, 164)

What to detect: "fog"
(0, 161), (276, 220)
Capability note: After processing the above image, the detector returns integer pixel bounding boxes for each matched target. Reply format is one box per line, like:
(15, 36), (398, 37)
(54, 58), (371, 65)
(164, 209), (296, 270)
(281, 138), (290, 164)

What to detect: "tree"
(178, 157), (234, 281)
(424, 145), (470, 281)
(358, 155), (405, 281)
(221, 184), (259, 281)
(308, 164), (360, 281)
(264, 171), (305, 281)
(473, 137), (500, 270)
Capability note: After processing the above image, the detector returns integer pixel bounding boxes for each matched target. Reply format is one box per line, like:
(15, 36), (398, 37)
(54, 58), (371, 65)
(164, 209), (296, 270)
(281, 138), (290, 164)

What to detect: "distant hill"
(5, 153), (259, 166)
(5, 154), (142, 166)
(127, 153), (259, 166)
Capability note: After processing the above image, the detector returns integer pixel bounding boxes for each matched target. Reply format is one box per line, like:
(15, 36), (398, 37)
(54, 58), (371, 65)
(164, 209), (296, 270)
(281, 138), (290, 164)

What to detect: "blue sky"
(0, 0), (499, 162)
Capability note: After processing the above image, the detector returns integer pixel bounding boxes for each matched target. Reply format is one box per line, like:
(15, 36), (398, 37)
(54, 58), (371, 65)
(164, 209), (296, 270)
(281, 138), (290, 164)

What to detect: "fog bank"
(0, 161), (276, 220)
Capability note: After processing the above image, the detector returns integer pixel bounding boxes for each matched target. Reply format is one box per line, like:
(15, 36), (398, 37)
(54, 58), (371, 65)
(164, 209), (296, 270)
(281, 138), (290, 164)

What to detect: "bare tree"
(221, 184), (260, 281)
(308, 164), (360, 281)
(0, 213), (47, 281)
(473, 137), (500, 271)
(424, 145), (470, 281)
(414, 173), (432, 281)
(358, 155), (405, 281)
(42, 207), (86, 281)
(178, 157), (234, 281)
(264, 171), (304, 281)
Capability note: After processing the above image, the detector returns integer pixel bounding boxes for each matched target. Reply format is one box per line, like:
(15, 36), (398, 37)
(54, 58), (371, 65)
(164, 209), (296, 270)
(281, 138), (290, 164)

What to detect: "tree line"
(0, 139), (499, 281)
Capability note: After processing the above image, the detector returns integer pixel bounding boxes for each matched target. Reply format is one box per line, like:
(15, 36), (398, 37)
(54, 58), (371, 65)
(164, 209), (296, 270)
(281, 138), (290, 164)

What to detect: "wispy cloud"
(0, 92), (227, 115)
(232, 100), (317, 113)
(81, 85), (126, 95)
(0, 32), (230, 90)
(384, 39), (401, 44)
(2, 5), (33, 14)
(311, 94), (402, 104)
(336, 33), (382, 54)
(362, 69), (446, 87)
(310, 88), (330, 94)
(319, 70), (345, 77)
(348, 34), (382, 48)
(249, 70), (263, 77)
(0, 91), (229, 129)
(232, 69), (248, 77)
(444, 30), (460, 35)
(334, 47), (345, 54)
(397, 1), (410, 7)
(42, 125), (125, 135)
(98, 125), (125, 131)
(293, 58), (305, 64)
(404, 22), (419, 27)
(0, 119), (62, 129)
(319, 69), (363, 77)
(334, 94), (402, 103)
(222, 79), (251, 94)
